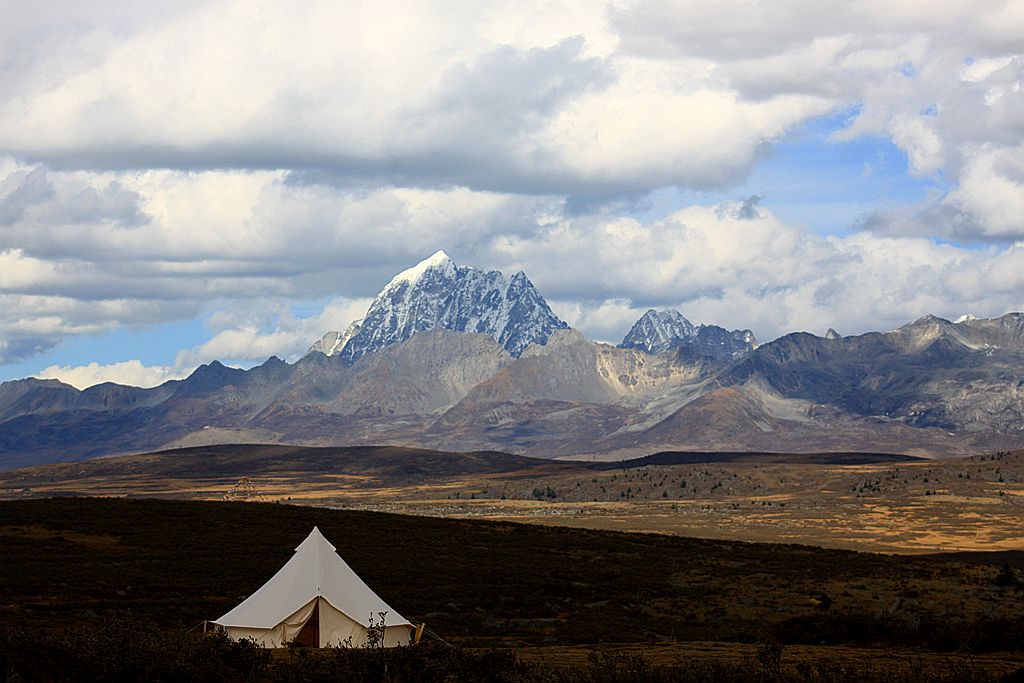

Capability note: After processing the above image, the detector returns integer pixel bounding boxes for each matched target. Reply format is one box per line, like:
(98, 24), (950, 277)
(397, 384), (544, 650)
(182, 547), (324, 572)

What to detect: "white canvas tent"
(212, 527), (415, 648)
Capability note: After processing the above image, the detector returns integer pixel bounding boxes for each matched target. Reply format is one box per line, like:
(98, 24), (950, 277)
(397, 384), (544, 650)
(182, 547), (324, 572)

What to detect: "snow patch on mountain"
(389, 249), (455, 286)
(309, 319), (362, 356)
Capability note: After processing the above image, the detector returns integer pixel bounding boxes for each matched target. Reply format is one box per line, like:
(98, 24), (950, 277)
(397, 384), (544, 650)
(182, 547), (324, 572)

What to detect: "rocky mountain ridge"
(2, 312), (1022, 469)
(0, 251), (1021, 469)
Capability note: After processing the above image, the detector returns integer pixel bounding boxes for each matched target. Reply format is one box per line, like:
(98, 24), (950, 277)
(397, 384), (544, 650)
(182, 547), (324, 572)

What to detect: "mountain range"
(1, 252), (1022, 469)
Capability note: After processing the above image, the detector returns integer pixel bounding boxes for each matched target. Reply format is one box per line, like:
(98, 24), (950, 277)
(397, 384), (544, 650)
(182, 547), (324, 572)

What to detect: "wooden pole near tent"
(187, 621), (210, 634)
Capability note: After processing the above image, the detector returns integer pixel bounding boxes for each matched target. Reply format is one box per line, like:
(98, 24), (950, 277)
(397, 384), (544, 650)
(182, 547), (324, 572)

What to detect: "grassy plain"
(2, 445), (1020, 554)
(2, 446), (1022, 678)
(0, 497), (1023, 680)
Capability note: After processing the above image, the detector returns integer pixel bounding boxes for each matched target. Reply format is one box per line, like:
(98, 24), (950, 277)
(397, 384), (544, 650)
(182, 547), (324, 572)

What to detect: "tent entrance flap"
(294, 599), (320, 647)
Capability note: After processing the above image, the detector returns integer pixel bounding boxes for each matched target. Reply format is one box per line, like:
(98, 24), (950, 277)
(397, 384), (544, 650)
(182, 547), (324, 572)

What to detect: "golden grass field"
(2, 447), (1021, 555)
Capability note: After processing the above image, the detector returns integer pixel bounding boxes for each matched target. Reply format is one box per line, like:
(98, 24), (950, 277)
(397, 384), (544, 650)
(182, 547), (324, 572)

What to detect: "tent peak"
(296, 526), (336, 553)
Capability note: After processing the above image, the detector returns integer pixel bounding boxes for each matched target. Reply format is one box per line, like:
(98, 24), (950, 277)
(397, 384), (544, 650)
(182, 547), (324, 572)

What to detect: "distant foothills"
(1, 251), (1022, 469)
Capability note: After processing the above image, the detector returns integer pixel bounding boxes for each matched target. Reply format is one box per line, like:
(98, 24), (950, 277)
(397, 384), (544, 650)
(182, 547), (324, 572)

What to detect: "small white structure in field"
(212, 527), (415, 648)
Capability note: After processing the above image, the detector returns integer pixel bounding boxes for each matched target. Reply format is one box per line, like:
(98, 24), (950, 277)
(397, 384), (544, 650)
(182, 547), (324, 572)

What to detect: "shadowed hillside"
(3, 444), (555, 482)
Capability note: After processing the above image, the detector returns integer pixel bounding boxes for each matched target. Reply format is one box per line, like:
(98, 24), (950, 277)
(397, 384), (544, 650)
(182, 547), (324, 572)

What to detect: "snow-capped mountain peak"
(619, 309), (697, 355)
(309, 252), (568, 363)
(386, 250), (455, 289)
(619, 308), (756, 360)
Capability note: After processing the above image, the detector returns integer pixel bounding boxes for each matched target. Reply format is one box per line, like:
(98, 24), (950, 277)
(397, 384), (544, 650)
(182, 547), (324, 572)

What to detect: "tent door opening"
(294, 599), (320, 647)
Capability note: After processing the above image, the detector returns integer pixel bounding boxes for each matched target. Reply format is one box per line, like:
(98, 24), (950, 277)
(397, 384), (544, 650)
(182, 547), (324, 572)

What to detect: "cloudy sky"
(1, 0), (1022, 389)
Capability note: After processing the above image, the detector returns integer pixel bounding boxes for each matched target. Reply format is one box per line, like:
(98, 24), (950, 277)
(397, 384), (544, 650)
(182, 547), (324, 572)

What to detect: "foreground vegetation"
(0, 497), (1021, 680)
(1, 618), (1020, 682)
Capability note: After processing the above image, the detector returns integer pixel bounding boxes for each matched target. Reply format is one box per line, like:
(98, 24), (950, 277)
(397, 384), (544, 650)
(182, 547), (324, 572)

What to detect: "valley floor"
(3, 447), (1020, 554)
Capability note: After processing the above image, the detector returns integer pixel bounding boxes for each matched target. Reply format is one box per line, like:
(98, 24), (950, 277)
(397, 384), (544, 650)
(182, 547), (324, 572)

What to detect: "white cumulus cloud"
(0, 1), (1021, 379)
(37, 360), (187, 389)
